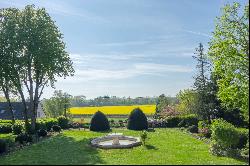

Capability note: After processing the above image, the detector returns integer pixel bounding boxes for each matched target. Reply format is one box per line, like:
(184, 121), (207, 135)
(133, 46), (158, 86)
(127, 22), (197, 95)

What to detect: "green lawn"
(0, 129), (247, 165)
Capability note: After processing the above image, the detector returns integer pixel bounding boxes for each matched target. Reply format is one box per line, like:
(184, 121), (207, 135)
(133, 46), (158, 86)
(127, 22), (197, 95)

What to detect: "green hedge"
(210, 119), (249, 158)
(0, 123), (12, 134)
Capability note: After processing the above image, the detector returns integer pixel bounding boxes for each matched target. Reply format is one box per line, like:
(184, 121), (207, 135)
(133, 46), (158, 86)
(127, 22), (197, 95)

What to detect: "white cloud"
(57, 62), (193, 83)
(0, 0), (108, 23)
(183, 30), (212, 38)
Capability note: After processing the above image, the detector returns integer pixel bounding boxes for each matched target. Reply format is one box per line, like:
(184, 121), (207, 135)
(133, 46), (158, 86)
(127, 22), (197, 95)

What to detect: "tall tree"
(0, 5), (74, 131)
(208, 2), (249, 121)
(0, 8), (21, 124)
(192, 43), (214, 121)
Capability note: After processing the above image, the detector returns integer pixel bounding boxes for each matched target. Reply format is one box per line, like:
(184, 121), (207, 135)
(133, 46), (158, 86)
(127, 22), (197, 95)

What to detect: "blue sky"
(0, 0), (248, 99)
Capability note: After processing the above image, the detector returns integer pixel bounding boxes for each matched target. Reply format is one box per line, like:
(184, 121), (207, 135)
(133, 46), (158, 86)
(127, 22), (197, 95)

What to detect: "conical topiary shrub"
(90, 111), (110, 131)
(127, 108), (148, 130)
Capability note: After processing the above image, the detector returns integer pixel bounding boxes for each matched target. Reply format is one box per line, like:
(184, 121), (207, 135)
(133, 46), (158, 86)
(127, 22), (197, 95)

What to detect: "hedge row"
(0, 116), (71, 134)
(210, 119), (249, 159)
(148, 114), (198, 128)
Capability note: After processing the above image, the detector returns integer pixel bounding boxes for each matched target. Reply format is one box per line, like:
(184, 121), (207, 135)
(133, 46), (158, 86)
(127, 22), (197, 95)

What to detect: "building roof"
(0, 102), (32, 120)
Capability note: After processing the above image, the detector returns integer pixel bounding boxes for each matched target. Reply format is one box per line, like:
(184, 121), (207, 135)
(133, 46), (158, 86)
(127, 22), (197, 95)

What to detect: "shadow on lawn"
(145, 144), (158, 150)
(42, 134), (105, 165)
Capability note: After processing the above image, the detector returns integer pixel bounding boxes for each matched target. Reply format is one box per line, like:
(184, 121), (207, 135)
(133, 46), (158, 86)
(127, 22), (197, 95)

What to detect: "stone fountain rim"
(90, 135), (142, 149)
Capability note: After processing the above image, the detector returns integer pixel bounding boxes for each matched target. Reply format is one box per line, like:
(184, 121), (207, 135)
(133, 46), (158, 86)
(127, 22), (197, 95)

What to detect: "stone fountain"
(91, 133), (141, 149)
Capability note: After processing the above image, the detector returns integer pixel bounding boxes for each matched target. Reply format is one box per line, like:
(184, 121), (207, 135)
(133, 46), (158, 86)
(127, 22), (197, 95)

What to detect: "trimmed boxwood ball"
(90, 111), (110, 131)
(127, 108), (148, 130)
(37, 129), (47, 137)
(0, 139), (7, 154)
(52, 125), (61, 133)
(15, 133), (33, 144)
(12, 123), (24, 135)
(57, 116), (69, 129)
(187, 125), (198, 133)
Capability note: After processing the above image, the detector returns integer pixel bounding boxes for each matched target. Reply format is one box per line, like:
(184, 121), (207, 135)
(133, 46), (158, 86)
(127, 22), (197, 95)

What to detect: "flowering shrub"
(199, 128), (211, 138)
(158, 106), (181, 117)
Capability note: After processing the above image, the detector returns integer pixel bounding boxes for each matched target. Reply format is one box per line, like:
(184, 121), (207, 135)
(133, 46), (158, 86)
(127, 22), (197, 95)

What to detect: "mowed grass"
(69, 105), (156, 115)
(0, 129), (246, 165)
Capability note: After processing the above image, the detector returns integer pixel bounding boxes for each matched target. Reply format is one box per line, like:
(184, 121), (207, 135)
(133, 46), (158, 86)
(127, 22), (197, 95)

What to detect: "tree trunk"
(2, 86), (15, 124)
(18, 89), (30, 130)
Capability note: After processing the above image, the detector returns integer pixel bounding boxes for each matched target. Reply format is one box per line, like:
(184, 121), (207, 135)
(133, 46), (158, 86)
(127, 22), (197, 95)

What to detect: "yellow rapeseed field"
(69, 105), (156, 115)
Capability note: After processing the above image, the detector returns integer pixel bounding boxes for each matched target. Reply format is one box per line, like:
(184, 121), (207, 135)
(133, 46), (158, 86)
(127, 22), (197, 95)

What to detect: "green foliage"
(12, 123), (24, 135)
(165, 117), (181, 127)
(52, 125), (61, 133)
(236, 128), (249, 149)
(198, 120), (210, 129)
(140, 130), (147, 146)
(127, 108), (148, 130)
(176, 89), (199, 114)
(0, 139), (7, 154)
(187, 125), (198, 133)
(0, 124), (12, 134)
(241, 141), (249, 160)
(208, 2), (249, 121)
(37, 118), (58, 131)
(156, 94), (171, 113)
(0, 4), (75, 131)
(198, 120), (212, 138)
(42, 90), (72, 118)
(15, 133), (33, 144)
(90, 111), (110, 131)
(0, 129), (246, 165)
(37, 129), (47, 137)
(211, 119), (240, 149)
(57, 116), (69, 129)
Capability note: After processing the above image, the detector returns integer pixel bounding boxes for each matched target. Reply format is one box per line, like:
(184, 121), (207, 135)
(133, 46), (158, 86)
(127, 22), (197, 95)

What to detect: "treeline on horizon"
(41, 91), (178, 108)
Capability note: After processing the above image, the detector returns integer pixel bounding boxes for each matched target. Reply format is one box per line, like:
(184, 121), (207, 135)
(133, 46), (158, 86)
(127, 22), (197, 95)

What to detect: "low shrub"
(127, 108), (148, 130)
(90, 111), (110, 131)
(0, 120), (13, 124)
(241, 141), (249, 160)
(210, 141), (241, 157)
(69, 122), (83, 129)
(165, 116), (181, 127)
(140, 130), (148, 146)
(198, 120), (212, 138)
(15, 133), (33, 144)
(52, 125), (61, 133)
(0, 139), (7, 154)
(198, 120), (211, 129)
(236, 128), (249, 149)
(43, 118), (58, 131)
(211, 119), (240, 149)
(37, 129), (47, 137)
(35, 121), (47, 131)
(110, 119), (115, 124)
(199, 128), (211, 138)
(0, 124), (12, 134)
(178, 114), (198, 127)
(57, 116), (69, 129)
(187, 125), (198, 133)
(12, 123), (24, 135)
(210, 119), (245, 157)
(83, 123), (90, 129)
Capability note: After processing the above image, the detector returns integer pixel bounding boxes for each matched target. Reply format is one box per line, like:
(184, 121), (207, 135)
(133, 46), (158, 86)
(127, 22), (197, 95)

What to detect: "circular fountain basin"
(91, 134), (142, 149)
